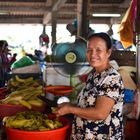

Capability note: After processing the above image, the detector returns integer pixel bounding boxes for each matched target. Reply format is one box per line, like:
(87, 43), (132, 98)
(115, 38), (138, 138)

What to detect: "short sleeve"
(97, 74), (124, 102)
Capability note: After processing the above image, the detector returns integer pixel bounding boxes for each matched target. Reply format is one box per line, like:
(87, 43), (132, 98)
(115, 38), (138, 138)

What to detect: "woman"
(55, 32), (124, 140)
(0, 40), (10, 87)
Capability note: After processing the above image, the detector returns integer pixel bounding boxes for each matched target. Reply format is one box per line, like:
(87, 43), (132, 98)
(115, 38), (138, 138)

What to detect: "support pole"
(136, 0), (140, 87)
(77, 0), (89, 38)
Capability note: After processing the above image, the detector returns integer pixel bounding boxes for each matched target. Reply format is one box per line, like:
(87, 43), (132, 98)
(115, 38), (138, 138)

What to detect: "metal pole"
(136, 34), (140, 87)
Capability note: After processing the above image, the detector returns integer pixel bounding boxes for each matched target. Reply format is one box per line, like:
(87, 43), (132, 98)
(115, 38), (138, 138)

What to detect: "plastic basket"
(0, 104), (27, 118)
(5, 116), (70, 140)
(0, 103), (46, 119)
(44, 85), (73, 96)
(0, 87), (8, 100)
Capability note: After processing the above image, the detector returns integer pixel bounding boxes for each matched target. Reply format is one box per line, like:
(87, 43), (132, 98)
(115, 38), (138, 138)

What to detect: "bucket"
(0, 103), (46, 119)
(5, 117), (70, 140)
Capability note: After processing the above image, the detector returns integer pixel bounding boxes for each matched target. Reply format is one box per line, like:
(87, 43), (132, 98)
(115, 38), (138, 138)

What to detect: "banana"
(51, 107), (57, 113)
(6, 100), (20, 105)
(28, 99), (43, 107)
(9, 86), (35, 97)
(7, 119), (33, 129)
(15, 76), (34, 84)
(0, 75), (46, 110)
(1, 95), (23, 104)
(19, 100), (32, 109)
(15, 75), (25, 83)
(24, 77), (33, 83)
(10, 80), (18, 87)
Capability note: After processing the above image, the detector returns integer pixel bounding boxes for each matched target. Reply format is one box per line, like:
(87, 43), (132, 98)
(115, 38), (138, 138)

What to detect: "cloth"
(71, 67), (124, 140)
(118, 0), (136, 48)
(118, 67), (136, 90)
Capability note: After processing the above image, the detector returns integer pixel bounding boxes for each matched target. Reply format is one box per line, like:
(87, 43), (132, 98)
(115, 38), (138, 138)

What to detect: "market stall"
(0, 73), (71, 140)
(0, 0), (140, 139)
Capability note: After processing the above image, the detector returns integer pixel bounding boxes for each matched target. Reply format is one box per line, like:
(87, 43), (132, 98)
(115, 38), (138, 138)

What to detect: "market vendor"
(55, 32), (124, 140)
(0, 40), (10, 87)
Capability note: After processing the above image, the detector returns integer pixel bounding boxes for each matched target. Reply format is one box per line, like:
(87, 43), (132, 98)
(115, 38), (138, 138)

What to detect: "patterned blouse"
(71, 67), (124, 140)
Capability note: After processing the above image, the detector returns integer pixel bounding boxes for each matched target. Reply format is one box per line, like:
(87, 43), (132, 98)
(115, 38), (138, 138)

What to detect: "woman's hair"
(0, 40), (8, 48)
(87, 32), (112, 50)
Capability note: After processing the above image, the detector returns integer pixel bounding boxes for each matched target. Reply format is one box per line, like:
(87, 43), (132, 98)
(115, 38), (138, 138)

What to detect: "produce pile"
(0, 75), (44, 109)
(3, 111), (63, 131)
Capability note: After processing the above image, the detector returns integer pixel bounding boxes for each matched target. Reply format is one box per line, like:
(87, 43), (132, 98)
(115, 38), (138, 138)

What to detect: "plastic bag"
(11, 56), (35, 69)
(124, 89), (135, 103)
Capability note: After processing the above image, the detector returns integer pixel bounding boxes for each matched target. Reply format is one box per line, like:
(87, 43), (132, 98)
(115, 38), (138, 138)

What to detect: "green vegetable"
(3, 111), (63, 131)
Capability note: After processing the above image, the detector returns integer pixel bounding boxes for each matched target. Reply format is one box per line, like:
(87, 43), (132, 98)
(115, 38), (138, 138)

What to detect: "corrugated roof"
(0, 0), (130, 24)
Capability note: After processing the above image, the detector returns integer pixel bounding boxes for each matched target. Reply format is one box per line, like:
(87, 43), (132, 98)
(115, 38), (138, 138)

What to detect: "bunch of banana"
(0, 75), (45, 109)
(3, 111), (63, 131)
(7, 75), (41, 91)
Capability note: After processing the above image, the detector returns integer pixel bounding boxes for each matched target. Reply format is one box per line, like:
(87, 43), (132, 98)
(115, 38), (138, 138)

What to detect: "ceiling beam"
(0, 17), (43, 24)
(119, 0), (131, 8)
(58, 7), (127, 15)
(0, 5), (127, 16)
(90, 17), (112, 24)
(0, 2), (44, 7)
(0, 5), (51, 13)
(0, 15), (123, 25)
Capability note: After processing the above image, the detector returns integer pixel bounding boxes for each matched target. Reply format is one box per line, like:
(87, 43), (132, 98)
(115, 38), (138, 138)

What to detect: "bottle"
(42, 64), (47, 86)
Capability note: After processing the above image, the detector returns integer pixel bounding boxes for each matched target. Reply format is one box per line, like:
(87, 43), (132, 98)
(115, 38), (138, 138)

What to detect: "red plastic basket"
(44, 85), (73, 96)
(0, 87), (8, 100)
(5, 116), (70, 140)
(0, 103), (46, 119)
(0, 104), (27, 118)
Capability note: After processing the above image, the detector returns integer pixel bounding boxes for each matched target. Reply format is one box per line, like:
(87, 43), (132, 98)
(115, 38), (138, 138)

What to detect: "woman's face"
(86, 37), (111, 68)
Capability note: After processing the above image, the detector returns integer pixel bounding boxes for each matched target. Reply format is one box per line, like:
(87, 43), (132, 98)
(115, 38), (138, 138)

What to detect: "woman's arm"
(56, 96), (115, 121)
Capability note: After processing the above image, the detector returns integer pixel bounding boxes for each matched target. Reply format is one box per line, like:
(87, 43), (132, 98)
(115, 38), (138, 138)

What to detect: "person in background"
(25, 51), (41, 62)
(10, 53), (17, 65)
(0, 40), (10, 87)
(32, 49), (44, 62)
(55, 32), (124, 140)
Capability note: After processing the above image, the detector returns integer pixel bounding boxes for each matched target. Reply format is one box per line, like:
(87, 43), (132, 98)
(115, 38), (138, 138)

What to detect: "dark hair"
(88, 32), (112, 50)
(0, 40), (8, 48)
(13, 53), (17, 56)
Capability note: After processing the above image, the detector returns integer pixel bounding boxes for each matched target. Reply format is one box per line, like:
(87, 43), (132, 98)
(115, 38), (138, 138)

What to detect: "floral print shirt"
(71, 67), (124, 140)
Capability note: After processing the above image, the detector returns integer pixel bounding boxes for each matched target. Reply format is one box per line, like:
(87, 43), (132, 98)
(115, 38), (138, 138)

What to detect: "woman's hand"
(55, 96), (115, 120)
(54, 102), (74, 117)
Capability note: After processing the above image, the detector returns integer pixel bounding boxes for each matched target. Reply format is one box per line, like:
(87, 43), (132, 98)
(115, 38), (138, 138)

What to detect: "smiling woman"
(54, 32), (124, 140)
